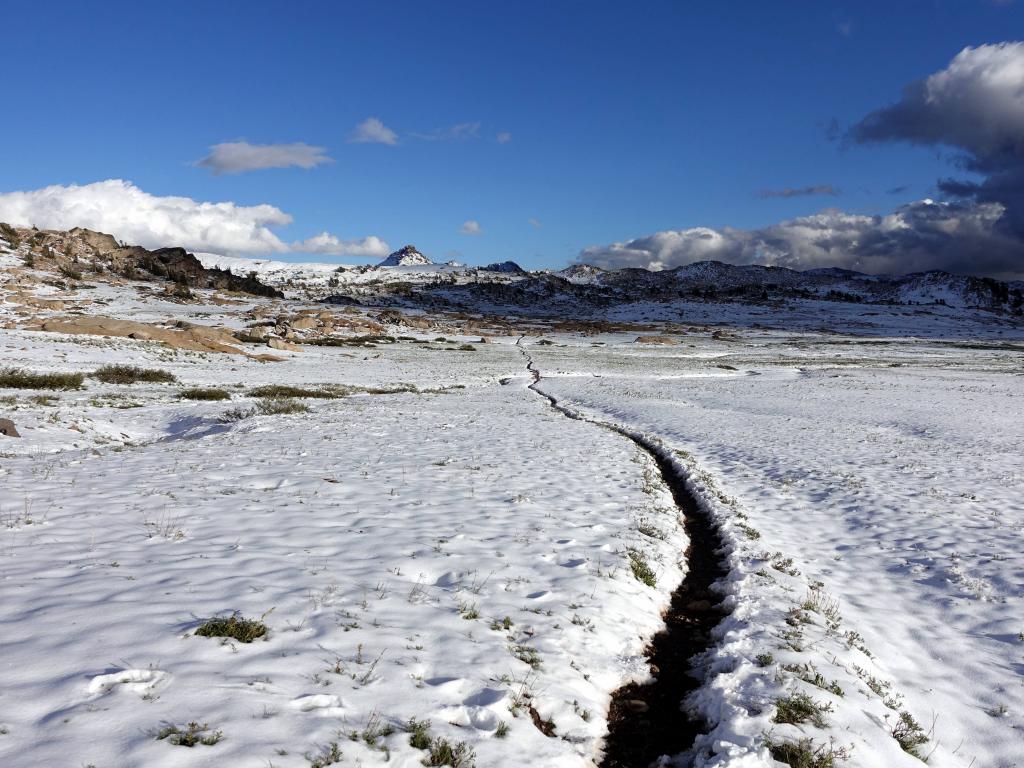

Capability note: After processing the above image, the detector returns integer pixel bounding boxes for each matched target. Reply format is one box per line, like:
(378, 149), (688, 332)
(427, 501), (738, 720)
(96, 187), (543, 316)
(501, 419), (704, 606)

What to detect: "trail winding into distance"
(517, 342), (730, 767)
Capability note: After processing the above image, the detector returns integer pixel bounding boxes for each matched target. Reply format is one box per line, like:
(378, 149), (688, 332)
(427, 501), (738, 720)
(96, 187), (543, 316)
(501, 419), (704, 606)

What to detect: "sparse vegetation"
(247, 384), (337, 399)
(773, 692), (833, 727)
(626, 547), (657, 587)
(0, 368), (84, 390)
(155, 721), (223, 747)
(405, 719), (476, 767)
(256, 397), (310, 415)
(891, 711), (929, 757)
(194, 613), (268, 643)
(92, 365), (176, 384)
(178, 387), (231, 401)
(763, 735), (850, 767)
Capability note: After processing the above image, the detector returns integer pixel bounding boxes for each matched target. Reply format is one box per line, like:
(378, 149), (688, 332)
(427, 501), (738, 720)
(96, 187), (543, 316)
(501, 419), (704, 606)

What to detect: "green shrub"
(773, 692), (833, 727)
(764, 736), (850, 767)
(194, 613), (267, 643)
(256, 397), (310, 415)
(247, 384), (336, 399)
(155, 721), (223, 747)
(178, 387), (231, 401)
(892, 711), (929, 756)
(627, 547), (657, 587)
(93, 365), (176, 384)
(0, 368), (84, 390)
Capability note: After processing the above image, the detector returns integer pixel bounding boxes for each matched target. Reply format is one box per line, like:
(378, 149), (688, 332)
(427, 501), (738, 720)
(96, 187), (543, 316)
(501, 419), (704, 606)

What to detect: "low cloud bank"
(0, 179), (384, 259)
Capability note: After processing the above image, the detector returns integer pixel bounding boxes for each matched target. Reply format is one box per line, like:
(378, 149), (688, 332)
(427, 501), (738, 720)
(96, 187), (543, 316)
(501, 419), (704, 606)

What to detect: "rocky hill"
(0, 224), (282, 298)
(377, 245), (433, 267)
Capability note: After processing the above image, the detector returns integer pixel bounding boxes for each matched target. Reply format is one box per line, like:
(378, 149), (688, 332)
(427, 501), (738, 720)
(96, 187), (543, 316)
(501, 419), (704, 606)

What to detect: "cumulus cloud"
(460, 219), (482, 235)
(292, 231), (390, 258)
(759, 185), (839, 199)
(582, 43), (1024, 280)
(578, 199), (1022, 279)
(197, 141), (331, 174)
(849, 41), (1024, 263)
(0, 179), (291, 255)
(850, 42), (1024, 167)
(348, 117), (399, 145)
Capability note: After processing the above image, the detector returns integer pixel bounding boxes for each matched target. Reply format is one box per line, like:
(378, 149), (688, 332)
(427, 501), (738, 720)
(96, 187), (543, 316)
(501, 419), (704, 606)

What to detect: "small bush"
(0, 222), (20, 248)
(764, 736), (850, 767)
(247, 384), (336, 399)
(156, 721), (223, 747)
(627, 547), (657, 587)
(256, 397), (310, 415)
(93, 365), (176, 385)
(178, 387), (231, 401)
(425, 738), (476, 767)
(407, 718), (433, 750)
(58, 263), (83, 281)
(194, 613), (268, 643)
(0, 368), (84, 390)
(892, 711), (929, 756)
(773, 692), (833, 728)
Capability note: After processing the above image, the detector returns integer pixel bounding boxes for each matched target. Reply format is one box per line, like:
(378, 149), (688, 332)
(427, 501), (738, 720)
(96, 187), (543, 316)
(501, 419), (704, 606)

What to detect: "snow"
(530, 331), (1024, 767)
(1, 244), (1023, 767)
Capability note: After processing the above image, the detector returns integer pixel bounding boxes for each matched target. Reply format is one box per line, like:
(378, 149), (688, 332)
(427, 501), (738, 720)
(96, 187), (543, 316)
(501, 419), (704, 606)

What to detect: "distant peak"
(378, 244), (433, 267)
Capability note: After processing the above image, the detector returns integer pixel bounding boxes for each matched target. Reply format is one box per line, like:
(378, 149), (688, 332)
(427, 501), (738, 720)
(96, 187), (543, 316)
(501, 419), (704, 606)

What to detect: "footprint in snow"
(87, 668), (169, 696)
(289, 694), (346, 716)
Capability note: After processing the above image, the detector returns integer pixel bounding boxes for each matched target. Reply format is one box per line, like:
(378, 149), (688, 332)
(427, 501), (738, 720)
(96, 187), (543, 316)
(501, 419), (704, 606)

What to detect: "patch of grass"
(28, 394), (59, 406)
(783, 663), (843, 696)
(407, 718), (433, 750)
(424, 737), (476, 767)
(626, 547), (657, 587)
(511, 644), (542, 669)
(178, 387), (231, 401)
(155, 721), (223, 747)
(256, 397), (310, 415)
(892, 711), (929, 757)
(773, 692), (833, 728)
(247, 384), (337, 399)
(405, 720), (476, 768)
(306, 741), (343, 767)
(763, 736), (850, 767)
(495, 721), (510, 738)
(0, 368), (84, 390)
(194, 613), (268, 643)
(755, 652), (775, 667)
(92, 365), (176, 384)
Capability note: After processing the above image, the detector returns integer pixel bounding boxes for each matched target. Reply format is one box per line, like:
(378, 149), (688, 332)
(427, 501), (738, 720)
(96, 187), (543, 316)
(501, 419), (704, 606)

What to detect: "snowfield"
(1, 245), (1023, 768)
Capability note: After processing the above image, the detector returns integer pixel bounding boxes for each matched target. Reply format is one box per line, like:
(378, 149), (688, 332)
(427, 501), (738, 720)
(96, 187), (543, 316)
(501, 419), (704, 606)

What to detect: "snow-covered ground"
(531, 333), (1024, 767)
(1, 253), (1023, 767)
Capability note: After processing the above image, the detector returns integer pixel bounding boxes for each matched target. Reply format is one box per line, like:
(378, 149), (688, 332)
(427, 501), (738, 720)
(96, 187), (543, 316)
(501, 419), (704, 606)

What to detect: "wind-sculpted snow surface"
(534, 337), (1024, 767)
(0, 348), (690, 766)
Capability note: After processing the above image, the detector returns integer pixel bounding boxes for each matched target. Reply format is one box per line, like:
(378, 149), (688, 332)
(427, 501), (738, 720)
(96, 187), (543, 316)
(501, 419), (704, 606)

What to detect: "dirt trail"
(518, 344), (729, 767)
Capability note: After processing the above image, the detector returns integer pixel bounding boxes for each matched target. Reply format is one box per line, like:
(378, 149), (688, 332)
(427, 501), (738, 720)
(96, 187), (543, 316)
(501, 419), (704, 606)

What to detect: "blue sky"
(2, 0), (1023, 273)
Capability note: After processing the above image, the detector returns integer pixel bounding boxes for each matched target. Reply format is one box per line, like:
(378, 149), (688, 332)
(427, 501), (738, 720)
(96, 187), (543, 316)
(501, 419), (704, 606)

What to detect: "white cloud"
(0, 179), (292, 255)
(578, 199), (1023, 278)
(348, 117), (398, 145)
(460, 219), (482, 235)
(528, 217), (542, 228)
(197, 141), (332, 174)
(496, 131), (512, 144)
(292, 231), (390, 258)
(413, 122), (481, 142)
